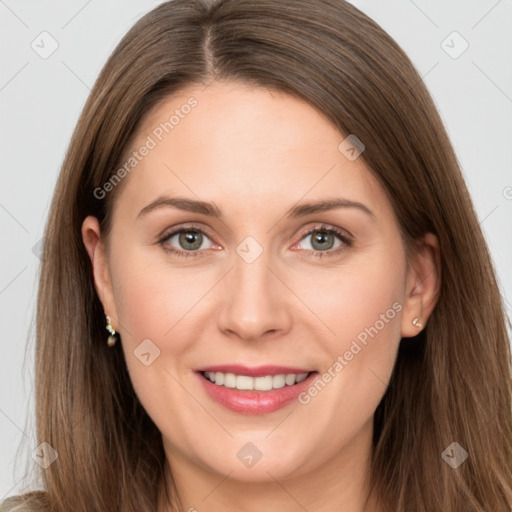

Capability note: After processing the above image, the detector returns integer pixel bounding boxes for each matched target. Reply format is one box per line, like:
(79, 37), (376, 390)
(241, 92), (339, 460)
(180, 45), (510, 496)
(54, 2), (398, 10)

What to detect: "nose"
(216, 247), (293, 342)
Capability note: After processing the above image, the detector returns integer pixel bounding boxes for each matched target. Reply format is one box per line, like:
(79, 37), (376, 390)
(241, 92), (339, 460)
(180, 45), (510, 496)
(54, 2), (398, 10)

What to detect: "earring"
(106, 315), (117, 347)
(412, 317), (423, 329)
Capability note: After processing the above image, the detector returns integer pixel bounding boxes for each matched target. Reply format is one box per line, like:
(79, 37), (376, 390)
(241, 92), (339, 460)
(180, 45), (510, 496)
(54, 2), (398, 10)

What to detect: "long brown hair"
(3, 0), (511, 510)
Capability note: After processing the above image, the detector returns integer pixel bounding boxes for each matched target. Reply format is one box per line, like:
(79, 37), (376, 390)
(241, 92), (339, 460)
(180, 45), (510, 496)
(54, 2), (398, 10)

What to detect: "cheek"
(297, 243), (405, 350)
(295, 245), (406, 426)
(109, 250), (213, 442)
(294, 243), (406, 401)
(110, 248), (212, 348)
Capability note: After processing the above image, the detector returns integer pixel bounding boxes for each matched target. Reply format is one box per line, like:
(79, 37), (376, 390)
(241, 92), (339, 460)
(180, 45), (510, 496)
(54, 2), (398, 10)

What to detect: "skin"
(82, 81), (440, 512)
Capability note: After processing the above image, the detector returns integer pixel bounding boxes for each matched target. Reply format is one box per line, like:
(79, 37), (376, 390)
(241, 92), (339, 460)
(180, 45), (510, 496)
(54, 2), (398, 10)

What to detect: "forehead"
(112, 81), (392, 222)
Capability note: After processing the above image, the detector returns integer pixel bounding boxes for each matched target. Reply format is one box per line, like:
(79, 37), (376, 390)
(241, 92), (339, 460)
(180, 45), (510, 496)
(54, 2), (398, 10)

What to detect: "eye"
(294, 224), (352, 258)
(158, 225), (217, 258)
(158, 223), (352, 259)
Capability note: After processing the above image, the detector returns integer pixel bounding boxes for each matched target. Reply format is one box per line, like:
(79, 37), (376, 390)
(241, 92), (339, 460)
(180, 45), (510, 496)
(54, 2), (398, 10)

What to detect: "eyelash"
(157, 223), (353, 259)
(299, 224), (353, 259)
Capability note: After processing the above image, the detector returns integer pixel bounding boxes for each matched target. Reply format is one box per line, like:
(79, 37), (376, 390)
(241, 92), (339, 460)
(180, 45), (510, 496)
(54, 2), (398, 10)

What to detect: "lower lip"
(195, 371), (318, 415)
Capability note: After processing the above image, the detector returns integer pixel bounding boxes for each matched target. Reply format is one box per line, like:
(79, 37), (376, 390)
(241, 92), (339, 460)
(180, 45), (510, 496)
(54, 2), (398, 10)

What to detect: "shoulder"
(0, 492), (49, 512)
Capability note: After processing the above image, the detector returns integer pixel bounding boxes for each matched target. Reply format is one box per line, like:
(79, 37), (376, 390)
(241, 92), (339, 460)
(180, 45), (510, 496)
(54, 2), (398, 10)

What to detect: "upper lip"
(195, 365), (315, 377)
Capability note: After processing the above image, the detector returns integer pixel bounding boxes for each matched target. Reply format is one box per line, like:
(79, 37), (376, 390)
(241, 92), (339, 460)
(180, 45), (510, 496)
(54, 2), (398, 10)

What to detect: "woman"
(2, 0), (511, 510)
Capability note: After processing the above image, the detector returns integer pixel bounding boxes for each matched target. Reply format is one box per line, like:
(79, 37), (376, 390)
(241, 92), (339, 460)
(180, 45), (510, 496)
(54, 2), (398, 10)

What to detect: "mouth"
(194, 365), (318, 415)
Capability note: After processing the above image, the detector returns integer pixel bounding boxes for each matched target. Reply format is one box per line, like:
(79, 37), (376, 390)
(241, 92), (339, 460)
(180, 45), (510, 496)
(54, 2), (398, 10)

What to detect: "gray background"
(1, 0), (511, 497)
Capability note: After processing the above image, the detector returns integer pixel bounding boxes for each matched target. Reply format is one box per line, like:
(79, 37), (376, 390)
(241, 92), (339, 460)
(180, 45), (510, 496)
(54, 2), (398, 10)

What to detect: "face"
(83, 81), (438, 486)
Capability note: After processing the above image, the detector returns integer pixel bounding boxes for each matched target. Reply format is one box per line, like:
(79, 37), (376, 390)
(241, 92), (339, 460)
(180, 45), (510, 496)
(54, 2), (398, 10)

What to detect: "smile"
(194, 365), (318, 415)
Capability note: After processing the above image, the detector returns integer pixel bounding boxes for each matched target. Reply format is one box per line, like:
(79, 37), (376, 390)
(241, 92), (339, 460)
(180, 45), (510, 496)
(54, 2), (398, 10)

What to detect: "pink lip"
(195, 368), (318, 415)
(194, 364), (313, 377)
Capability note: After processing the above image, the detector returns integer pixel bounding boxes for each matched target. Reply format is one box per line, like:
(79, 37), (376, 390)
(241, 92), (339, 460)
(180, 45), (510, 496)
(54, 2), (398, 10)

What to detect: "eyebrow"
(137, 196), (375, 221)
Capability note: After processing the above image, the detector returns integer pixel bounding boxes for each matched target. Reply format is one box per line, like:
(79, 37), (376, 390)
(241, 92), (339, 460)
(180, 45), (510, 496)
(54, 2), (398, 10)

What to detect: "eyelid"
(295, 223), (353, 243)
(157, 221), (216, 243)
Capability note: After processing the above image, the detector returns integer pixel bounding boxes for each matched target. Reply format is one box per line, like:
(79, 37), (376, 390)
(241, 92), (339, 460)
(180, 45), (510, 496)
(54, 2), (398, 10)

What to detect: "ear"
(401, 232), (441, 338)
(81, 216), (119, 330)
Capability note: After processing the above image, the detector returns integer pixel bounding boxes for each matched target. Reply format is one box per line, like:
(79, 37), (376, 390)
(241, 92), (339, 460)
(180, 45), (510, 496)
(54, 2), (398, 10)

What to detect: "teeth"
(237, 375), (254, 390)
(203, 371), (310, 391)
(272, 374), (286, 389)
(285, 374), (296, 386)
(296, 373), (309, 383)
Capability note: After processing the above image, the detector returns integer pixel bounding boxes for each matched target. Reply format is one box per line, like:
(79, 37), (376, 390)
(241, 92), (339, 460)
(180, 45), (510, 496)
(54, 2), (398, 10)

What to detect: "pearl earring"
(412, 317), (423, 329)
(106, 315), (117, 347)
